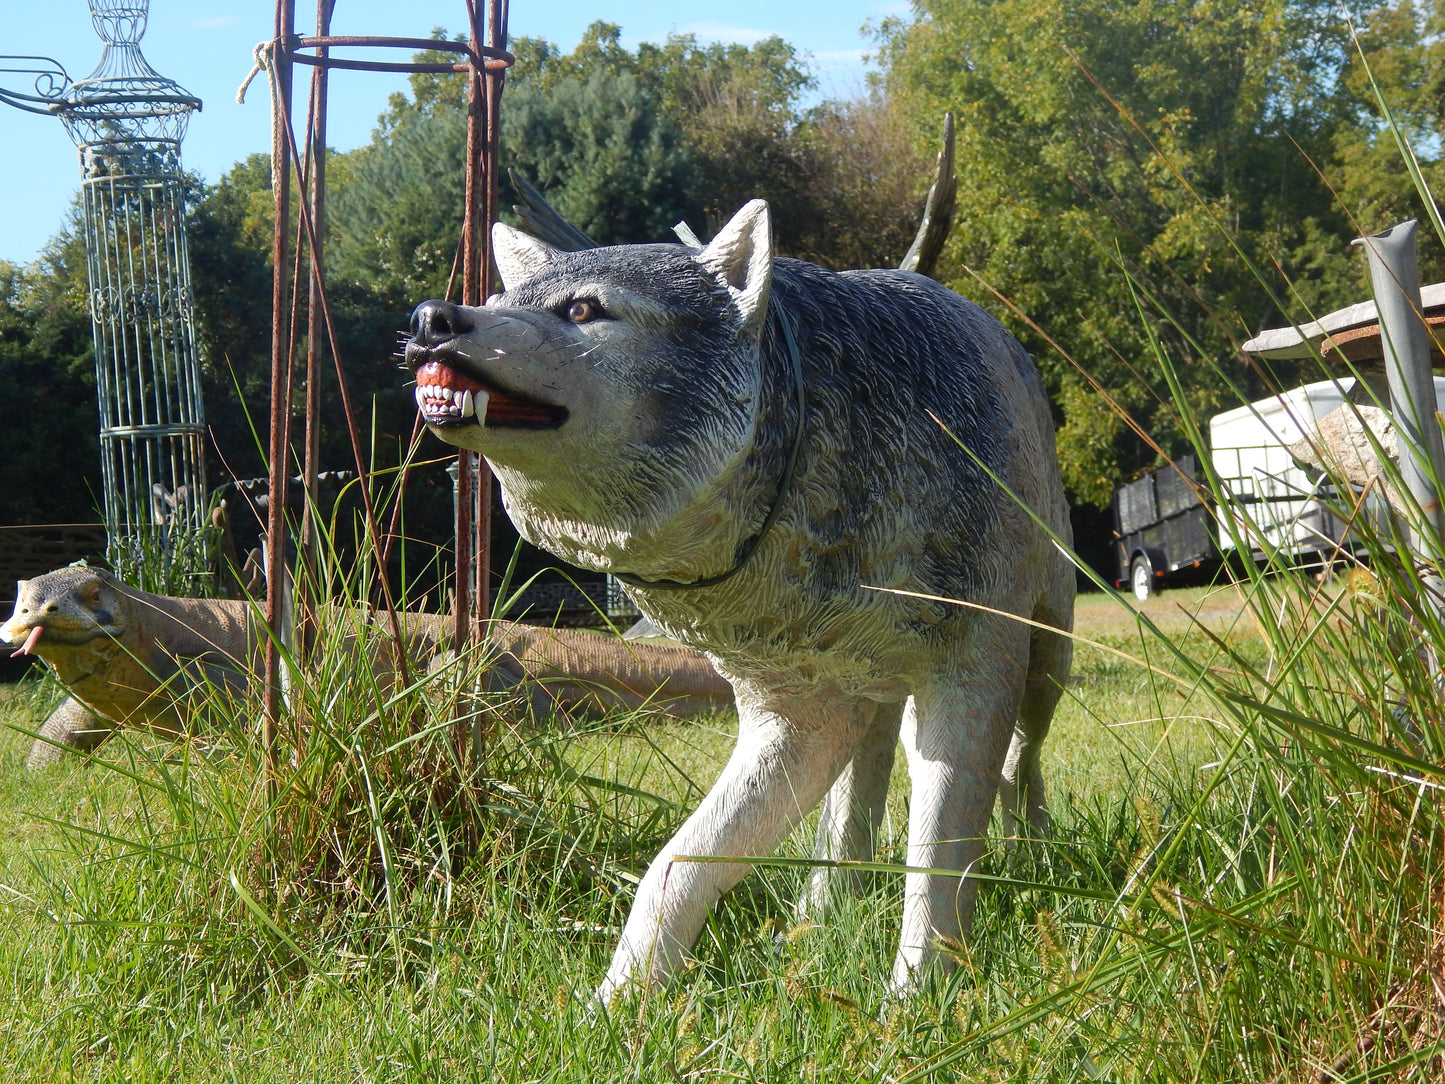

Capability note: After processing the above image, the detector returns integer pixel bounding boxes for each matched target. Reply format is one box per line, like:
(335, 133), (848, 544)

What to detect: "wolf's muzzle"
(409, 299), (473, 349)
(405, 300), (569, 431)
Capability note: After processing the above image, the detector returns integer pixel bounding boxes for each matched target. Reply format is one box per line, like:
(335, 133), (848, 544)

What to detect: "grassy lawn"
(0, 580), (1436, 1082)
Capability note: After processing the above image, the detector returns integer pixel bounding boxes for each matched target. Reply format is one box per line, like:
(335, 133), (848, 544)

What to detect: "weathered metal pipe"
(1353, 219), (1445, 548)
(264, 0), (298, 775)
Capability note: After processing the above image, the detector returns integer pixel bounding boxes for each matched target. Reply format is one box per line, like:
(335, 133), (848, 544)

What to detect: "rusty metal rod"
(289, 34), (512, 73)
(297, 0), (332, 672)
(477, 0), (508, 623)
(263, 2), (513, 753)
(273, 80), (415, 688)
(297, 34), (513, 58)
(454, 0), (496, 646)
(263, 0), (298, 781)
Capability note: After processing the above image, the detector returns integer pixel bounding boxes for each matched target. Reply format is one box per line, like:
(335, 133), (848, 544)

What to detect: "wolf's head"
(406, 201), (780, 578)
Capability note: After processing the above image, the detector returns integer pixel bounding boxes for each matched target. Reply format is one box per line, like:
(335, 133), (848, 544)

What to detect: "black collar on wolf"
(613, 298), (807, 592)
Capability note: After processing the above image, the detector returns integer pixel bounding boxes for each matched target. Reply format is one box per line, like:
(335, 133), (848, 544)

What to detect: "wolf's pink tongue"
(11, 625), (43, 658)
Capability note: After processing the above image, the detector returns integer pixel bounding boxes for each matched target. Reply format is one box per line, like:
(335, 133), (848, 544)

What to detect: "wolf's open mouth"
(412, 360), (567, 430)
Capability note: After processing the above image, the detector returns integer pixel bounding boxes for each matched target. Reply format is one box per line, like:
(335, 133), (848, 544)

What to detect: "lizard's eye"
(565, 298), (603, 323)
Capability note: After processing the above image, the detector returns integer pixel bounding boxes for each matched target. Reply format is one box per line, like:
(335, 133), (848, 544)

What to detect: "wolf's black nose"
(410, 300), (474, 347)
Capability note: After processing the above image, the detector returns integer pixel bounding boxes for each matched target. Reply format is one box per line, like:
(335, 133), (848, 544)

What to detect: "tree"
(787, 93), (932, 269)
(187, 155), (277, 483)
(500, 70), (700, 245)
(190, 150), (443, 495)
(0, 231), (103, 524)
(1332, 1), (1445, 234)
(335, 44), (701, 278)
(627, 27), (817, 240)
(367, 23), (820, 249)
(877, 0), (1384, 506)
(328, 108), (472, 297)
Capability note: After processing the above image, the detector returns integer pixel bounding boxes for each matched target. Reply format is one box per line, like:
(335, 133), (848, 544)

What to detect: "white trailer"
(1115, 376), (1445, 598)
(1209, 375), (1445, 558)
(1208, 379), (1356, 559)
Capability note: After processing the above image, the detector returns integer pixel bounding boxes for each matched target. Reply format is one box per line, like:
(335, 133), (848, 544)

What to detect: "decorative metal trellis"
(6, 1), (513, 776)
(255, 0), (512, 769)
(0, 1), (208, 590)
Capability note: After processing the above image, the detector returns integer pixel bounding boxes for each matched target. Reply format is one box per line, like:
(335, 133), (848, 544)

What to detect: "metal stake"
(1354, 220), (1445, 550)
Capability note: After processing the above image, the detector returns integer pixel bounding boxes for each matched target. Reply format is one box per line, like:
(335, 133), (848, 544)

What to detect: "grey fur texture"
(406, 199), (1075, 1000)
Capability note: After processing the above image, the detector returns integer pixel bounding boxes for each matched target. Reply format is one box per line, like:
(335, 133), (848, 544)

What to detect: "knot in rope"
(236, 41), (275, 106)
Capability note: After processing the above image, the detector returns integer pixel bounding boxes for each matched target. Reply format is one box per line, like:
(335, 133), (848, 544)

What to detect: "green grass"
(2, 568), (1435, 1083)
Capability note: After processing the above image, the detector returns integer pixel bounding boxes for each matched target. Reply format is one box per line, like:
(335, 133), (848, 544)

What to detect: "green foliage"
(0, 23), (938, 541)
(781, 94), (932, 269)
(25, 5), (1445, 534)
(875, 0), (1443, 506)
(0, 227), (102, 525)
(328, 111), (471, 297)
(499, 70), (700, 246)
(1333, 1), (1445, 228)
(186, 155), (279, 484)
(186, 154), (456, 587)
(624, 26), (817, 240)
(367, 22), (897, 259)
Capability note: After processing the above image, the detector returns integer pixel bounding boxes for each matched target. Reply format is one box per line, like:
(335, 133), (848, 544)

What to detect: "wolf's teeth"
(414, 383), (486, 424)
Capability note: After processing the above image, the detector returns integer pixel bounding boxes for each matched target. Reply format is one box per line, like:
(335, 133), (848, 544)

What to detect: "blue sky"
(0, 0), (910, 263)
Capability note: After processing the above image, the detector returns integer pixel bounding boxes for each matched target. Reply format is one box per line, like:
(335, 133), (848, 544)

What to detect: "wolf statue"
(405, 200), (1074, 1001)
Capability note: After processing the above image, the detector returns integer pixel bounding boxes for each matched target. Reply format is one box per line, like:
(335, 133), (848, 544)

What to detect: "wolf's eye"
(565, 299), (603, 323)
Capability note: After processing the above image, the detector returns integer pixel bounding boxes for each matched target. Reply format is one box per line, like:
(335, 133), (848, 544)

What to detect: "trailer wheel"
(1130, 555), (1155, 602)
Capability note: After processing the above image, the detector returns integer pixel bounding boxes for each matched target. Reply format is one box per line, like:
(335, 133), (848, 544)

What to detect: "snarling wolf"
(406, 200), (1074, 1000)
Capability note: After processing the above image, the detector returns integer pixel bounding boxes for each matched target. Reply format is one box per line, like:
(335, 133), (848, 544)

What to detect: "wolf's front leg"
(597, 685), (874, 1003)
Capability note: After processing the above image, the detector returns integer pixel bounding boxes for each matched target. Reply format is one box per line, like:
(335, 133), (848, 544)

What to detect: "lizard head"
(2, 567), (128, 658)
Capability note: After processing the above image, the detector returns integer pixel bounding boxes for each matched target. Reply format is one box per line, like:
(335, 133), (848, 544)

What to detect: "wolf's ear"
(697, 200), (773, 341)
(492, 223), (562, 289)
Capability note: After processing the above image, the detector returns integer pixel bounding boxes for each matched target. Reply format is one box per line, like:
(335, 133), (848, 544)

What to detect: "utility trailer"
(1112, 276), (1445, 600)
(1206, 380), (1362, 564)
(1112, 455), (1213, 601)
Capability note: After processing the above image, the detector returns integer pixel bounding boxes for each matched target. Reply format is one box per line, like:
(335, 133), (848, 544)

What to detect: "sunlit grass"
(2, 535), (1438, 1081)
(0, 571), (1284, 1082)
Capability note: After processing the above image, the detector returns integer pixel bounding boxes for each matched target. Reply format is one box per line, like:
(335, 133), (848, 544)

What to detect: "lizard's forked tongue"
(11, 624), (42, 658)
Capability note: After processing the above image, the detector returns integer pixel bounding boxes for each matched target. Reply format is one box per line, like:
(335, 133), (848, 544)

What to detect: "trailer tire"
(1130, 555), (1155, 602)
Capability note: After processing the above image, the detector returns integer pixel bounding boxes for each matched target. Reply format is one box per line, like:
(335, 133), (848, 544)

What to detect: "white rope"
(235, 40), (274, 106)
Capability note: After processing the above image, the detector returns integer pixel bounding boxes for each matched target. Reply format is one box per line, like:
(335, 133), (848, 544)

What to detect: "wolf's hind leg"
(798, 698), (904, 918)
(999, 619), (1072, 840)
(891, 625), (1029, 995)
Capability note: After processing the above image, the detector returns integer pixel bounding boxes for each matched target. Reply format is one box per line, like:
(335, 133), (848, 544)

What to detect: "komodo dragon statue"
(2, 566), (733, 768)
